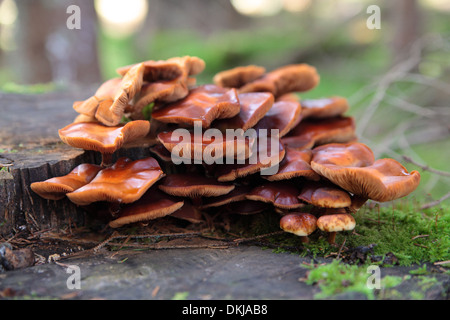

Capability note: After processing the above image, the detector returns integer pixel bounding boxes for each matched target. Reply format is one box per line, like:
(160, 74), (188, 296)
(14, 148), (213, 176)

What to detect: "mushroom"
(246, 181), (304, 210)
(108, 187), (184, 228)
(213, 92), (274, 131)
(213, 65), (266, 88)
(300, 97), (349, 119)
(226, 200), (269, 215)
(239, 64), (320, 98)
(58, 120), (150, 167)
(199, 185), (252, 209)
(30, 163), (102, 200)
(263, 148), (320, 181)
(316, 213), (356, 245)
(152, 84), (241, 128)
(66, 157), (164, 206)
(311, 142), (421, 203)
(281, 116), (357, 150)
(297, 181), (352, 209)
(280, 213), (317, 243)
(170, 201), (204, 224)
(158, 173), (235, 206)
(254, 100), (303, 137)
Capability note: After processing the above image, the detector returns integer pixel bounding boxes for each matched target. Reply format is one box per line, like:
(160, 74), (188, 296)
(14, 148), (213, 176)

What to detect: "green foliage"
(0, 82), (58, 94)
(303, 259), (402, 300)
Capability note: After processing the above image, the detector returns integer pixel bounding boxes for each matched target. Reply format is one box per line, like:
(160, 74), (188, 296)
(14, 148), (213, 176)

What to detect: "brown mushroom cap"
(239, 64), (320, 97)
(58, 120), (150, 155)
(213, 92), (274, 131)
(213, 65), (266, 88)
(264, 148), (320, 181)
(96, 63), (145, 126)
(215, 138), (285, 182)
(170, 201), (204, 223)
(152, 84), (241, 128)
(280, 213), (317, 236)
(158, 173), (235, 198)
(157, 129), (254, 163)
(31, 164), (102, 200)
(254, 100), (303, 137)
(300, 97), (349, 119)
(281, 116), (357, 150)
(149, 143), (173, 162)
(226, 200), (269, 215)
(298, 181), (352, 208)
(246, 181), (304, 210)
(311, 142), (421, 202)
(199, 185), (252, 209)
(66, 157), (164, 206)
(108, 188), (184, 228)
(316, 213), (356, 232)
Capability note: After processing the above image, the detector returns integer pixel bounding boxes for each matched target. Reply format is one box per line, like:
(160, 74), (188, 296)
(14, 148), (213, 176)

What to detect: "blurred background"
(0, 0), (449, 202)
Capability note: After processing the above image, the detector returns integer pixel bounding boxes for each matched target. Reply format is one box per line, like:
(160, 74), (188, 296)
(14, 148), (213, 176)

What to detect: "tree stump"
(0, 90), (152, 237)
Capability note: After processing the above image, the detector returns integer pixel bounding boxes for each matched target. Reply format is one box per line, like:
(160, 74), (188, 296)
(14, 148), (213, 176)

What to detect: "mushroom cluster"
(30, 56), (420, 244)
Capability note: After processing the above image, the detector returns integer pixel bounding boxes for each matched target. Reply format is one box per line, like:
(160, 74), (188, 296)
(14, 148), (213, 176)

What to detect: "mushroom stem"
(101, 153), (114, 167)
(300, 236), (309, 244)
(108, 202), (121, 217)
(191, 197), (202, 207)
(348, 195), (368, 213)
(327, 232), (337, 245)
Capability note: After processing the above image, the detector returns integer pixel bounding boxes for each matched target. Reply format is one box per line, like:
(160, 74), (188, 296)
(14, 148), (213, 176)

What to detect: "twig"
(336, 237), (346, 259)
(420, 191), (450, 210)
(402, 156), (450, 178)
(411, 235), (429, 240)
(232, 231), (285, 244)
(434, 260), (450, 266)
(413, 243), (429, 249)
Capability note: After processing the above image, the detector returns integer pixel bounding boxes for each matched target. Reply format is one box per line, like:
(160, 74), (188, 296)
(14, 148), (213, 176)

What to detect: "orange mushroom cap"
(213, 65), (266, 88)
(30, 163), (102, 200)
(58, 120), (150, 155)
(264, 148), (320, 181)
(300, 97), (349, 119)
(213, 92), (274, 131)
(281, 116), (357, 150)
(108, 187), (184, 228)
(311, 142), (421, 202)
(254, 100), (303, 137)
(297, 181), (352, 208)
(239, 64), (320, 97)
(152, 84), (241, 128)
(199, 185), (252, 209)
(66, 157), (164, 206)
(316, 213), (356, 233)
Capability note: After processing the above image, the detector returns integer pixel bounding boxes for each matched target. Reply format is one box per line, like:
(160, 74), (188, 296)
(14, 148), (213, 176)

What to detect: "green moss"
(409, 264), (429, 275)
(172, 291), (189, 300)
(303, 260), (403, 300)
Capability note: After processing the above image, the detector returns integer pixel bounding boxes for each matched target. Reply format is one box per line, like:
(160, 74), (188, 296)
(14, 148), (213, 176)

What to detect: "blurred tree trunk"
(391, 0), (422, 64)
(11, 0), (101, 85)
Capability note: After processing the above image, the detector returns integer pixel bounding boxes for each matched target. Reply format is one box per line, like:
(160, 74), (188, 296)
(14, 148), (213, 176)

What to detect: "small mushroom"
(30, 163), (102, 200)
(66, 157), (164, 206)
(280, 213), (317, 243)
(170, 201), (204, 224)
(108, 188), (184, 228)
(239, 64), (320, 98)
(316, 213), (356, 245)
(281, 116), (357, 150)
(199, 185), (252, 209)
(58, 120), (150, 167)
(226, 200), (269, 215)
(254, 100), (303, 137)
(152, 84), (241, 128)
(246, 181), (304, 210)
(263, 148), (320, 181)
(213, 65), (266, 88)
(213, 92), (274, 131)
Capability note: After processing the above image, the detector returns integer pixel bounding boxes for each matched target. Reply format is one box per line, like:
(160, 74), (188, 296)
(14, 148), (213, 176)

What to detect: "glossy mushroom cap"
(300, 97), (349, 119)
(239, 64), (320, 97)
(199, 185), (252, 209)
(264, 148), (320, 181)
(30, 164), (102, 200)
(213, 65), (266, 88)
(311, 142), (421, 202)
(58, 120), (150, 155)
(108, 188), (184, 228)
(213, 92), (274, 131)
(152, 84), (241, 128)
(66, 157), (164, 206)
(281, 116), (357, 150)
(254, 100), (302, 137)
(158, 173), (235, 198)
(280, 213), (317, 237)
